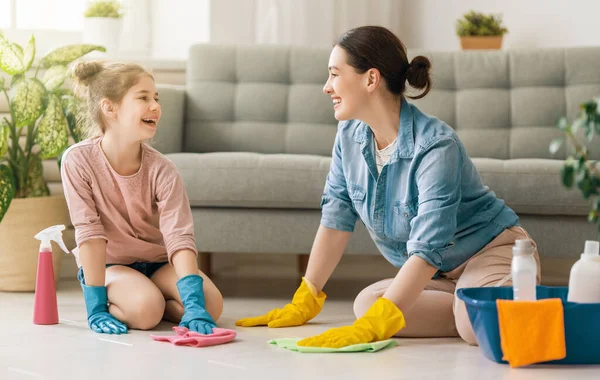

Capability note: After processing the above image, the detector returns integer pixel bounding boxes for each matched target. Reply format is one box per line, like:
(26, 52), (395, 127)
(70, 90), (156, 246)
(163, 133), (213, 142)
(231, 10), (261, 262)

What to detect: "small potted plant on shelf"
(456, 11), (508, 50)
(83, 0), (124, 55)
(0, 31), (103, 291)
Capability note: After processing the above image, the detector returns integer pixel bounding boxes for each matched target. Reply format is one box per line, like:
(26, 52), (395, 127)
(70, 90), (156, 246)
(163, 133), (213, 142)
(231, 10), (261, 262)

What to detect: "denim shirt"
(320, 98), (519, 275)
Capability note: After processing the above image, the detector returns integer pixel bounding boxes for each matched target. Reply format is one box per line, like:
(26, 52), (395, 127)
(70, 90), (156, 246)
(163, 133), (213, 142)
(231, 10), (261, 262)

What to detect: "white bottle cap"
(583, 240), (600, 257)
(513, 239), (533, 255)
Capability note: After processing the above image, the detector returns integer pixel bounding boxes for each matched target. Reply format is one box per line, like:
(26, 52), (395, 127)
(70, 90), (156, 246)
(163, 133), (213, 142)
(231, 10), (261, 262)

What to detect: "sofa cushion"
(474, 158), (589, 216)
(168, 152), (330, 209)
(168, 153), (589, 217)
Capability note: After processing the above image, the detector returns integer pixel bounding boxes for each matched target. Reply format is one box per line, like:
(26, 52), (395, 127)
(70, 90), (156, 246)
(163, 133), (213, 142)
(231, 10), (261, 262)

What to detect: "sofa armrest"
(153, 84), (186, 154)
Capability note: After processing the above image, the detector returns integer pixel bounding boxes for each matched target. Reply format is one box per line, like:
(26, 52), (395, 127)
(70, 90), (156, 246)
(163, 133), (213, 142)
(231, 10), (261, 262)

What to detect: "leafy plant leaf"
(0, 31), (25, 75)
(61, 94), (84, 142)
(24, 154), (49, 197)
(0, 164), (16, 223)
(23, 35), (35, 72)
(9, 78), (48, 128)
(40, 44), (106, 68)
(10, 74), (23, 88)
(37, 94), (69, 159)
(560, 164), (575, 188)
(0, 118), (9, 157)
(41, 65), (68, 92)
(84, 0), (123, 18)
(549, 137), (563, 155)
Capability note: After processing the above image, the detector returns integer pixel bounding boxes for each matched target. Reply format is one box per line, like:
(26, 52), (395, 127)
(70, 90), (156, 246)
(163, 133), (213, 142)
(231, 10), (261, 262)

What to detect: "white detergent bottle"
(567, 240), (600, 303)
(511, 239), (537, 301)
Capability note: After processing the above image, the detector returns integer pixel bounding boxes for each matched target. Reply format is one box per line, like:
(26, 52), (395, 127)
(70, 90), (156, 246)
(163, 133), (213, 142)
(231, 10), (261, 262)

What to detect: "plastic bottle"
(567, 240), (600, 303)
(511, 239), (537, 301)
(33, 225), (70, 325)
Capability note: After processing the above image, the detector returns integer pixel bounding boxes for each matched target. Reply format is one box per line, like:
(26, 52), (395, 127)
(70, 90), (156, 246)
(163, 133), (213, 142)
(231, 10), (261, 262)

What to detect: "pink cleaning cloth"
(150, 326), (236, 347)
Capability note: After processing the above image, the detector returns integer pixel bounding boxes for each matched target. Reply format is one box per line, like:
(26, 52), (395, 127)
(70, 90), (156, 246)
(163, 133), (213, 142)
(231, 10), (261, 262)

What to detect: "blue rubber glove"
(177, 274), (217, 334)
(82, 284), (128, 334)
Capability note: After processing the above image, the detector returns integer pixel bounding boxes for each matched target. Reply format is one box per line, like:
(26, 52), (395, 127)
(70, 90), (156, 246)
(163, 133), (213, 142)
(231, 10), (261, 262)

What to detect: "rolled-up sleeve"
(320, 126), (359, 232)
(155, 164), (198, 264)
(60, 149), (107, 246)
(407, 138), (462, 271)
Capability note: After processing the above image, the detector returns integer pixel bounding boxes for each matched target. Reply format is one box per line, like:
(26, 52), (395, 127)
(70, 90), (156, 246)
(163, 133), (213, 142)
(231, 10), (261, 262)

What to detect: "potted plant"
(0, 31), (104, 291)
(83, 0), (124, 55)
(550, 99), (600, 238)
(456, 11), (508, 50)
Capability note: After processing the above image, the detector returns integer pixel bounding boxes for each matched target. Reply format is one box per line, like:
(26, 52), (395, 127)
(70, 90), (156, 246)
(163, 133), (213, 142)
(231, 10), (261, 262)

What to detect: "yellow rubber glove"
(235, 277), (326, 328)
(297, 297), (405, 348)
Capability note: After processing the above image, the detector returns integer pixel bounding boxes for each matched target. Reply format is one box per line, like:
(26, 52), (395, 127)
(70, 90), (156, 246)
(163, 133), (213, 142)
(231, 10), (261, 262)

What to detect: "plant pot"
(83, 17), (122, 55)
(0, 196), (71, 292)
(460, 36), (503, 50)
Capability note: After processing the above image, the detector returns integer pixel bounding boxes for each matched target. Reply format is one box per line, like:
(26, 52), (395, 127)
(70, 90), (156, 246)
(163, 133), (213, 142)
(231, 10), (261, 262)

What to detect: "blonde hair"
(72, 61), (154, 139)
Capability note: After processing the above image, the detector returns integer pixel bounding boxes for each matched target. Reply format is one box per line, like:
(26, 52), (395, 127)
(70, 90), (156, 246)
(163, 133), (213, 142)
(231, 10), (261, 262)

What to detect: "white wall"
(400, 0), (600, 50)
(151, 0), (210, 59)
(209, 0), (257, 44)
(149, 0), (600, 59)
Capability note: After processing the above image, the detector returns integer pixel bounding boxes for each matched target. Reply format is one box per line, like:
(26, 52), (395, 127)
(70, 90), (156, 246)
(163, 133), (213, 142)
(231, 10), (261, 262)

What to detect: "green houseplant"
(83, 1), (123, 55)
(84, 0), (123, 18)
(550, 99), (600, 238)
(456, 11), (508, 50)
(0, 31), (104, 291)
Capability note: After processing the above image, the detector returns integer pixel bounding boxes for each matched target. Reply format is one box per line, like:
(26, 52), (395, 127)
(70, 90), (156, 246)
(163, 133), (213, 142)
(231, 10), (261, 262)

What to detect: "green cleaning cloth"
(268, 338), (397, 353)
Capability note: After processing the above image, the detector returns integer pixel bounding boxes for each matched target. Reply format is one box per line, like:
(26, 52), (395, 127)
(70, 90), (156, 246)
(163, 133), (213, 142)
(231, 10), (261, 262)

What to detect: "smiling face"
(108, 75), (161, 142)
(322, 45), (371, 121)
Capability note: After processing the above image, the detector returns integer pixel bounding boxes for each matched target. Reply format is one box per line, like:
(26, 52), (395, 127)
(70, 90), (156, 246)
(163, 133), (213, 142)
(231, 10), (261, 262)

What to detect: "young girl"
(61, 61), (223, 335)
(236, 26), (541, 347)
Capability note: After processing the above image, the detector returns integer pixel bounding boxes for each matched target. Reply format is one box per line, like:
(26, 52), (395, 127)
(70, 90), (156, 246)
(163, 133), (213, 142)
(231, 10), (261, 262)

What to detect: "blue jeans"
(77, 262), (169, 285)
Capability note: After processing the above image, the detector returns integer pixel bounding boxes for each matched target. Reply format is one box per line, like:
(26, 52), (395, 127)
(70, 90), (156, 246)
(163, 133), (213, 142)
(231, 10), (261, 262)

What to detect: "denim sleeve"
(407, 138), (462, 271)
(320, 128), (359, 232)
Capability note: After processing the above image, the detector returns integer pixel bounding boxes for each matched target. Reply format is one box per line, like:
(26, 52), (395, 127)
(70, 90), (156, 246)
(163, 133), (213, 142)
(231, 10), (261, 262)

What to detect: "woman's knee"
(353, 287), (379, 318)
(454, 298), (478, 346)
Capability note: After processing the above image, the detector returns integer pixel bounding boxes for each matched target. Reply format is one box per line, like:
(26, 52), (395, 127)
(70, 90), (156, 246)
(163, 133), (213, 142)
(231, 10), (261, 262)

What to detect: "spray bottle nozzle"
(34, 225), (70, 254)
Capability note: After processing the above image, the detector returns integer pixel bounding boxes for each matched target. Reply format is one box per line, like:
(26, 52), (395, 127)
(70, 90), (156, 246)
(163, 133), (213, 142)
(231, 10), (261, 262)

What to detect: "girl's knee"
(206, 290), (224, 322)
(116, 291), (166, 330)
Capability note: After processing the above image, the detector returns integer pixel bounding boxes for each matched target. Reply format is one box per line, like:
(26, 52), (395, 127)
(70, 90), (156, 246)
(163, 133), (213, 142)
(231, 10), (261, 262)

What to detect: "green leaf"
(0, 76), (4, 89)
(61, 94), (85, 142)
(24, 154), (49, 197)
(41, 65), (68, 92)
(0, 164), (16, 223)
(10, 43), (23, 55)
(0, 31), (26, 75)
(37, 94), (69, 159)
(549, 137), (563, 155)
(23, 35), (35, 72)
(557, 117), (570, 132)
(0, 118), (9, 157)
(561, 164), (575, 188)
(84, 0), (123, 18)
(40, 44), (106, 68)
(10, 74), (23, 88)
(9, 78), (48, 128)
(589, 210), (598, 223)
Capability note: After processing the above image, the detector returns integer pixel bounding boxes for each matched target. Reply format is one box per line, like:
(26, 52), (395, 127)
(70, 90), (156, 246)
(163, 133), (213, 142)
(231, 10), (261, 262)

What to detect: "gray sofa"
(143, 45), (600, 279)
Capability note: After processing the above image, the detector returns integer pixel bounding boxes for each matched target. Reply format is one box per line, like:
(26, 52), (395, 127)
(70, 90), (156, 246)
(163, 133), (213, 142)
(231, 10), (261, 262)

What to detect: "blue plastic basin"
(456, 286), (600, 364)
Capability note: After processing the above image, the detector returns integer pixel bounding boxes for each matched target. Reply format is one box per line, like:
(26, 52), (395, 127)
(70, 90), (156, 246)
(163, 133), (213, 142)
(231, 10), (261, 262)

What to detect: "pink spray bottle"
(33, 225), (70, 325)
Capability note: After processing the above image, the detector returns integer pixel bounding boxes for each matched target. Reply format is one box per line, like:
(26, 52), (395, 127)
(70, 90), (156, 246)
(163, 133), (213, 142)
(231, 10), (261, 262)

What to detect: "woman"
(236, 26), (540, 347)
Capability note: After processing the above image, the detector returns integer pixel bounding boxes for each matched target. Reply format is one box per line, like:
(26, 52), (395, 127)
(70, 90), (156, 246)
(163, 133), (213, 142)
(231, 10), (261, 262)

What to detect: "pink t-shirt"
(60, 137), (197, 267)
